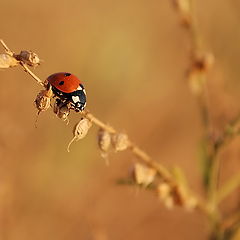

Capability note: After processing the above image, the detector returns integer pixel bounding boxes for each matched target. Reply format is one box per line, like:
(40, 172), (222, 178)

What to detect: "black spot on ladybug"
(64, 73), (71, 77)
(59, 81), (64, 86)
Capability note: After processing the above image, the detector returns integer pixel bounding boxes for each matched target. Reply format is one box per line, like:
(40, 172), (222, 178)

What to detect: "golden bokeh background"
(1, 0), (240, 239)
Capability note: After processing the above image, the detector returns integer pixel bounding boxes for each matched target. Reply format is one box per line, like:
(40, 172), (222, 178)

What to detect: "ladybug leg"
(55, 98), (71, 109)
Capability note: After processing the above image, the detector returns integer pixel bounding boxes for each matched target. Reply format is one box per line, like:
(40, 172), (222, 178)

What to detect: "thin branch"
(82, 111), (173, 182)
(0, 39), (12, 55)
(20, 62), (44, 86)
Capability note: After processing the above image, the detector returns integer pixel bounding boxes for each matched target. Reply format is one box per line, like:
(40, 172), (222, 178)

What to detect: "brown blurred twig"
(173, 0), (240, 238)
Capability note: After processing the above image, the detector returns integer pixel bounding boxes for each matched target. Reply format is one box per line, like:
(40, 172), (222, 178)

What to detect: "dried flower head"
(67, 118), (92, 152)
(34, 88), (53, 114)
(133, 162), (156, 187)
(0, 53), (18, 68)
(112, 133), (129, 152)
(15, 50), (40, 67)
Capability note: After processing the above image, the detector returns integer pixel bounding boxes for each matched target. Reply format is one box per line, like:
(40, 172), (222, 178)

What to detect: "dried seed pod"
(172, 0), (192, 27)
(15, 50), (40, 67)
(172, 185), (198, 211)
(0, 54), (18, 68)
(134, 162), (156, 187)
(98, 128), (112, 164)
(187, 53), (214, 95)
(192, 52), (214, 72)
(157, 182), (197, 210)
(34, 88), (53, 114)
(170, 167), (188, 206)
(67, 118), (92, 152)
(157, 183), (174, 209)
(184, 196), (198, 211)
(73, 118), (92, 139)
(112, 133), (129, 152)
(98, 128), (111, 152)
(53, 99), (70, 123)
(187, 71), (205, 96)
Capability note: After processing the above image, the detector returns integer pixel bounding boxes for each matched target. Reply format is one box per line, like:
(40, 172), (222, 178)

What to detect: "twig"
(0, 39), (12, 55)
(82, 111), (116, 134)
(82, 111), (173, 181)
(173, 0), (222, 227)
(82, 111), (173, 182)
(20, 62), (44, 86)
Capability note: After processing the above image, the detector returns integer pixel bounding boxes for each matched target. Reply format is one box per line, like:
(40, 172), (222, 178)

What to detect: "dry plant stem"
(207, 115), (240, 211)
(82, 111), (116, 134)
(0, 39), (175, 187)
(184, 0), (217, 198)
(20, 62), (44, 86)
(0, 39), (12, 54)
(181, 1), (240, 235)
(174, 0), (223, 230)
(0, 40), (44, 86)
(130, 145), (172, 181)
(82, 111), (173, 182)
(83, 111), (209, 214)
(1, 38), (211, 216)
(216, 173), (240, 205)
(221, 211), (240, 233)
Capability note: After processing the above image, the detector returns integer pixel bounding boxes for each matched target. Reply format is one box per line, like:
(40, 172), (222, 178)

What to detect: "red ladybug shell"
(47, 72), (81, 93)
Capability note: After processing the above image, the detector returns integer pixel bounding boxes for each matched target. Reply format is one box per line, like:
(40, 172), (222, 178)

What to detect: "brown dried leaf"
(16, 50), (40, 67)
(134, 162), (156, 186)
(0, 54), (18, 68)
(67, 118), (92, 152)
(112, 133), (129, 151)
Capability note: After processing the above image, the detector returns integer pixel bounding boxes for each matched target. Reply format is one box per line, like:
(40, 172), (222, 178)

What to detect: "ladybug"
(46, 72), (86, 112)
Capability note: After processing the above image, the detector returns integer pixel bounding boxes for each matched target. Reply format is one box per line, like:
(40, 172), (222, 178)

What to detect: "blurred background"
(1, 0), (240, 239)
